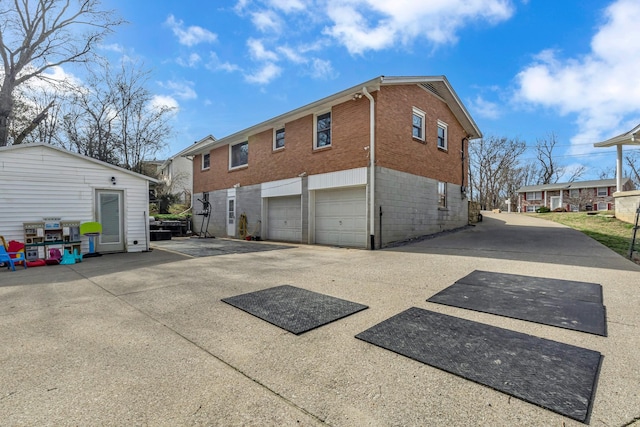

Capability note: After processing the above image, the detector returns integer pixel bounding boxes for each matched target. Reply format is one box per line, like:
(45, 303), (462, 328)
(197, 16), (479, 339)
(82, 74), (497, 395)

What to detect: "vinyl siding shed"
(0, 143), (156, 254)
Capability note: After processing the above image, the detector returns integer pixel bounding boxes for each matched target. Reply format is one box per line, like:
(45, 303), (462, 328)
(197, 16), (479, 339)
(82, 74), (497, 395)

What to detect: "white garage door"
(315, 187), (367, 248)
(267, 196), (302, 242)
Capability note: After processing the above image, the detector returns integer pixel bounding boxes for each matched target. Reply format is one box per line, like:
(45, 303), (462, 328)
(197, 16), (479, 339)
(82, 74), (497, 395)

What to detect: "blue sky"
(95, 0), (640, 179)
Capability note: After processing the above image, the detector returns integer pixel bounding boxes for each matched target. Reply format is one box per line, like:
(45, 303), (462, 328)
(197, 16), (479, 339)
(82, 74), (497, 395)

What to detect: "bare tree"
(625, 151), (640, 188)
(565, 164), (586, 183)
(535, 133), (563, 184)
(469, 136), (527, 210)
(0, 0), (123, 146)
(59, 59), (174, 169)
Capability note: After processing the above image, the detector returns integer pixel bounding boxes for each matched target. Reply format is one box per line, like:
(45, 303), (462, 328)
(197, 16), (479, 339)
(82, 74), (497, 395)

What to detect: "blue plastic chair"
(0, 245), (27, 271)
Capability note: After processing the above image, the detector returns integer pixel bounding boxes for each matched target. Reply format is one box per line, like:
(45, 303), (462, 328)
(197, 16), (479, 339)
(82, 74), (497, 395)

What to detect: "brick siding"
(194, 84), (469, 194)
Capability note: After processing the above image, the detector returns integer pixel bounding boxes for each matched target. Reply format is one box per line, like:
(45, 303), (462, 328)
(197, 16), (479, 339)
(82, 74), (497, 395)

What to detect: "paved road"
(1, 212), (639, 426)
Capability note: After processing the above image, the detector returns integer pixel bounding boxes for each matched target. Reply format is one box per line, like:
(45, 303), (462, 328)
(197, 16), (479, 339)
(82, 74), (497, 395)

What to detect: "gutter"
(362, 86), (376, 250)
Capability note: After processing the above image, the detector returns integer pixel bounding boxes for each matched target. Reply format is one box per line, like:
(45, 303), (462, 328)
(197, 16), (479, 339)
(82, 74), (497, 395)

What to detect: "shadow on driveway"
(385, 213), (640, 272)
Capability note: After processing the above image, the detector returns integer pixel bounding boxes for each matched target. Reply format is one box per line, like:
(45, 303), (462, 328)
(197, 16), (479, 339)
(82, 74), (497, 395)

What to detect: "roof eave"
(0, 143), (159, 183)
(594, 124), (640, 147)
(381, 76), (482, 139)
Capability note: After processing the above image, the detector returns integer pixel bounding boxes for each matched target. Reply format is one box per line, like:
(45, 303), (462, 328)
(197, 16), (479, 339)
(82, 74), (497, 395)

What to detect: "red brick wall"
(194, 98), (371, 193)
(194, 84), (468, 193)
(376, 85), (467, 186)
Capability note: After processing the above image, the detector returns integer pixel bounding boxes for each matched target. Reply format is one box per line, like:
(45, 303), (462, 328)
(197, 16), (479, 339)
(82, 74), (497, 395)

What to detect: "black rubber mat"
(428, 271), (607, 336)
(222, 285), (368, 335)
(356, 307), (602, 423)
(456, 270), (603, 303)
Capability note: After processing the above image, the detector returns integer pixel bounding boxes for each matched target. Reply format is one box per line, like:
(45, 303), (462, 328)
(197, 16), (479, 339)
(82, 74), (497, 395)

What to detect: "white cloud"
(247, 38), (278, 61)
(101, 43), (125, 53)
(323, 0), (514, 54)
(309, 58), (335, 80)
(158, 80), (197, 100)
(268, 0), (306, 12)
(245, 62), (282, 84)
(176, 53), (202, 68)
(165, 15), (217, 46)
(150, 95), (179, 112)
(277, 46), (307, 64)
(252, 10), (282, 33)
(206, 52), (241, 72)
(469, 95), (501, 120)
(38, 65), (84, 88)
(515, 0), (640, 154)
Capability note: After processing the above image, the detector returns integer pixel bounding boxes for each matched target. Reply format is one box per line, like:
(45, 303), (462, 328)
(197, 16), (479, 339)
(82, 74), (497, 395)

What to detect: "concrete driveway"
(1, 212), (639, 426)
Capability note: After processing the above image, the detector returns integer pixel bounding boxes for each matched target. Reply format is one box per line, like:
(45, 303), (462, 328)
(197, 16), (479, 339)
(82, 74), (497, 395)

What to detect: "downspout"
(461, 137), (468, 193)
(362, 86), (376, 250)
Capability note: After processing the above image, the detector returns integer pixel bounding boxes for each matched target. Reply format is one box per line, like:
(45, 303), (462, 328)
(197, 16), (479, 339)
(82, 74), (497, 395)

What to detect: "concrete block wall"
(192, 191), (227, 237)
(613, 190), (640, 224)
(376, 167), (468, 247)
(236, 185), (262, 237)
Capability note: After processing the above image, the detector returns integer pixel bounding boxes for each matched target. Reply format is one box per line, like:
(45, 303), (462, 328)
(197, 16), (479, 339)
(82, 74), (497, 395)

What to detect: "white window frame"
(526, 191), (542, 201)
(597, 187), (608, 197)
(274, 127), (285, 150)
(314, 111), (331, 149)
(412, 107), (425, 141)
(526, 205), (537, 212)
(597, 202), (608, 211)
(201, 153), (210, 170)
(438, 181), (447, 208)
(437, 120), (448, 150)
(229, 141), (248, 170)
(569, 189), (579, 198)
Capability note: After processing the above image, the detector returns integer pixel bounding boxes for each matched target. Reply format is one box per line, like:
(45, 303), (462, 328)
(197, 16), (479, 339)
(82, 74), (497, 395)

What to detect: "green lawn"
(527, 212), (637, 259)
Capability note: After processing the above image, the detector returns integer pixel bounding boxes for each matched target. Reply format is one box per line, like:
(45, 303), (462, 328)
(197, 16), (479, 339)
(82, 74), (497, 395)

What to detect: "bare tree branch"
(0, 0), (124, 146)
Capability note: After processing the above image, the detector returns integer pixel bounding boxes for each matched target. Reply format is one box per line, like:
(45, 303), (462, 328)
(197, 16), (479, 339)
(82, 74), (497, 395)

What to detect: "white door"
(315, 187), (367, 248)
(227, 195), (236, 236)
(550, 196), (561, 210)
(96, 190), (125, 253)
(267, 196), (302, 242)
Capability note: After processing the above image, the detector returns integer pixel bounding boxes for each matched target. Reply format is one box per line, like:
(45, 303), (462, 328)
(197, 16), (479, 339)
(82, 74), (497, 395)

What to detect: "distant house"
(181, 75), (482, 249)
(142, 141), (203, 206)
(517, 178), (634, 213)
(158, 142), (201, 205)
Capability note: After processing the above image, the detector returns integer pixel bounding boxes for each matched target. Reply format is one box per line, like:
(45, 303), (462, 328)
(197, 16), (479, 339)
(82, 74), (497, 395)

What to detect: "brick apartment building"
(517, 178), (635, 213)
(182, 76), (482, 249)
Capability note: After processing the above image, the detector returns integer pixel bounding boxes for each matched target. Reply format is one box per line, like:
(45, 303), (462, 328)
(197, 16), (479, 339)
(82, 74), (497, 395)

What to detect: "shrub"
(536, 206), (551, 213)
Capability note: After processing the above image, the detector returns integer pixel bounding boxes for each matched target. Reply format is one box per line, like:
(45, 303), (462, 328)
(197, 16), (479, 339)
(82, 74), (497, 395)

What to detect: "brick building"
(517, 178), (635, 213)
(181, 76), (482, 249)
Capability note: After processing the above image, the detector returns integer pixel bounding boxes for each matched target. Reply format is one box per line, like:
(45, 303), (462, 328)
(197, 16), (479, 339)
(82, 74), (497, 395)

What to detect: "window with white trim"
(437, 120), (448, 150)
(412, 107), (425, 140)
(526, 205), (537, 212)
(202, 153), (210, 170)
(438, 181), (447, 208)
(526, 191), (542, 200)
(597, 202), (608, 211)
(597, 187), (608, 197)
(230, 141), (248, 169)
(569, 189), (579, 198)
(274, 127), (285, 150)
(314, 112), (331, 148)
